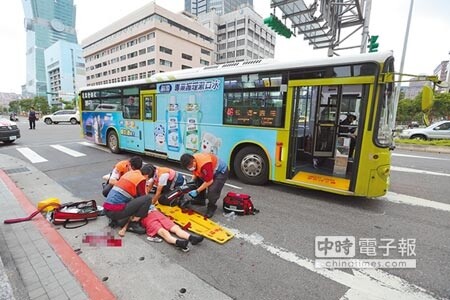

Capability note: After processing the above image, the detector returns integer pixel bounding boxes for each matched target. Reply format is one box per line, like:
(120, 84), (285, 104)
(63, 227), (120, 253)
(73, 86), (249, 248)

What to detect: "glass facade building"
(185, 0), (253, 16)
(22, 0), (78, 97)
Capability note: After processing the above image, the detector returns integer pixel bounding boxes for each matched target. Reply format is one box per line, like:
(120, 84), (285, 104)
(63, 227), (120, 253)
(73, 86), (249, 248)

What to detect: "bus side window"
(123, 96), (139, 119)
(144, 96), (153, 120)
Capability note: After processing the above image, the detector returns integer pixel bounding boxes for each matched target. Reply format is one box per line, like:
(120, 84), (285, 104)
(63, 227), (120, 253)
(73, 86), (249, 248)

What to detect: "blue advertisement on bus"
(155, 77), (226, 160)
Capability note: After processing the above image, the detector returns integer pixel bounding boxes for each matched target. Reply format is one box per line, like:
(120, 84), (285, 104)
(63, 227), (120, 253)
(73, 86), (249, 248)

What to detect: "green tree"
(33, 96), (51, 114)
(9, 100), (20, 113)
(432, 92), (450, 120)
(396, 97), (421, 124)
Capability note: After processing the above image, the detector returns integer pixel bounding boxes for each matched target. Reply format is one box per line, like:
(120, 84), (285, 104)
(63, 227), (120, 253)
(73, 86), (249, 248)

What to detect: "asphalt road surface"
(1, 118), (449, 300)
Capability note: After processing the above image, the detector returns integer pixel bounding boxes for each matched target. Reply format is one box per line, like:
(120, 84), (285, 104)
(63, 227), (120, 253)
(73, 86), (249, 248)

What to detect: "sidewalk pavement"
(0, 165), (113, 299)
(0, 153), (233, 300)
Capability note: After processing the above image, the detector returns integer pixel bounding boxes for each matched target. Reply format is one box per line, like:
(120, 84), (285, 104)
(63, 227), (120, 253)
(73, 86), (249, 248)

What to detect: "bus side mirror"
(421, 86), (433, 113)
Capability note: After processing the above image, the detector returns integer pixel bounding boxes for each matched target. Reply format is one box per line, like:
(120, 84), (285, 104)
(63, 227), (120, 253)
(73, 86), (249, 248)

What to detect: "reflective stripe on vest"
(115, 170), (145, 197)
(193, 153), (217, 178)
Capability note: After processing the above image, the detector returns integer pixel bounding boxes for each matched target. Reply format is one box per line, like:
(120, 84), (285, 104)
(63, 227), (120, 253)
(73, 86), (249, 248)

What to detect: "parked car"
(42, 110), (80, 125)
(399, 120), (450, 140)
(0, 118), (20, 144)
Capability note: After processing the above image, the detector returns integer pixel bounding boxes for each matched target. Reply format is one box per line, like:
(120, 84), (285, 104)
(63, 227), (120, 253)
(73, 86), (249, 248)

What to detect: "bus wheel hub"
(241, 154), (262, 177)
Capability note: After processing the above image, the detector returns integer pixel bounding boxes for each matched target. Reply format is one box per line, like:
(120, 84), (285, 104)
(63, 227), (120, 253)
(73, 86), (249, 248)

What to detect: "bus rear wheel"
(233, 146), (268, 185)
(107, 130), (121, 154)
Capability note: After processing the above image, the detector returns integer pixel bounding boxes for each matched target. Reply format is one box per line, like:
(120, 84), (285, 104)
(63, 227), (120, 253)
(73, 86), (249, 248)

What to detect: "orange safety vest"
(193, 153), (217, 178)
(115, 160), (130, 175)
(115, 170), (145, 197)
(154, 167), (176, 186)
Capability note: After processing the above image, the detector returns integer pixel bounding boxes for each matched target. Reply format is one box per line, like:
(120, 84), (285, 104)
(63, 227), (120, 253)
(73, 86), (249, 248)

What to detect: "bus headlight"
(377, 165), (390, 179)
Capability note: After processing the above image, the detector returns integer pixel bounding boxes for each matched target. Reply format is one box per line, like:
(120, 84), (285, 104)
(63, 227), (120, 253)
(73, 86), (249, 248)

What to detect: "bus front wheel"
(233, 146), (269, 185)
(107, 131), (121, 154)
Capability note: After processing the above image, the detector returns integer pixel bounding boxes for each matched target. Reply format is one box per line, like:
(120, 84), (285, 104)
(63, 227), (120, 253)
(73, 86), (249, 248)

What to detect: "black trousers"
(105, 194), (151, 221)
(29, 119), (36, 129)
(194, 169), (229, 208)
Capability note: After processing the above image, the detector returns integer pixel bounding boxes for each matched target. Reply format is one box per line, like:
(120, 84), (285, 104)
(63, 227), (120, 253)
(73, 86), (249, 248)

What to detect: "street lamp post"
(393, 0), (415, 127)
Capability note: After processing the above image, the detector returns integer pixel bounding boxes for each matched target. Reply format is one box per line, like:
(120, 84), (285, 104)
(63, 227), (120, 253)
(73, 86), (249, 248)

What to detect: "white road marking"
(391, 166), (450, 177)
(383, 192), (450, 212)
(227, 229), (437, 300)
(50, 144), (86, 157)
(78, 141), (96, 147)
(392, 153), (450, 161)
(78, 141), (112, 153)
(16, 147), (47, 163)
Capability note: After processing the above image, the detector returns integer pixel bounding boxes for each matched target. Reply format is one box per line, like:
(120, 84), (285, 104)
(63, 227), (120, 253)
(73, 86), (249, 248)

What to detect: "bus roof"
(79, 50), (393, 92)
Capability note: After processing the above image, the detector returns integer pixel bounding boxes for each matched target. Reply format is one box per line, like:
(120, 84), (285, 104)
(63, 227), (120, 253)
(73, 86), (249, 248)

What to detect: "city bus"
(79, 51), (398, 197)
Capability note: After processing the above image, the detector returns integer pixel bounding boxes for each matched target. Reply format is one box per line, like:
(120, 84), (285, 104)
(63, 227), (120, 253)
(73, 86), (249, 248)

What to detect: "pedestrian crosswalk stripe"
(78, 141), (110, 153)
(16, 147), (48, 163)
(50, 145), (86, 157)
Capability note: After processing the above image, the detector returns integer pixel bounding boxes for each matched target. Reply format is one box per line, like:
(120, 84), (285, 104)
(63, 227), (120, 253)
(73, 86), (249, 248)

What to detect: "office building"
(22, 0), (78, 97)
(44, 40), (86, 106)
(82, 2), (215, 87)
(185, 0), (253, 16)
(405, 78), (427, 99)
(433, 60), (449, 93)
(198, 6), (275, 63)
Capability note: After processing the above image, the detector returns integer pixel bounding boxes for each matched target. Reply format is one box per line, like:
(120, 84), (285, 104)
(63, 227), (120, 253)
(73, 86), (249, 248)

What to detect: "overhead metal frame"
(270, 0), (366, 56)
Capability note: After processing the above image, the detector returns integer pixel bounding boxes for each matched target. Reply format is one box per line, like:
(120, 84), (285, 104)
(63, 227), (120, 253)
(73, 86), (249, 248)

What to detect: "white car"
(43, 110), (80, 125)
(399, 120), (450, 140)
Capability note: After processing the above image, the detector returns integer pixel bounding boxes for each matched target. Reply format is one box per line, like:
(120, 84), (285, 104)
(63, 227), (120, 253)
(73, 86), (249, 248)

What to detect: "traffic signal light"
(264, 14), (293, 38)
(368, 35), (379, 52)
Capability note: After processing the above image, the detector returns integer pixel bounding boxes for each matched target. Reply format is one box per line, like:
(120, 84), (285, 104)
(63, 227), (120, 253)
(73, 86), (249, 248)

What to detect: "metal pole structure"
(398, 0), (414, 81)
(393, 0), (414, 130)
(360, 0), (371, 53)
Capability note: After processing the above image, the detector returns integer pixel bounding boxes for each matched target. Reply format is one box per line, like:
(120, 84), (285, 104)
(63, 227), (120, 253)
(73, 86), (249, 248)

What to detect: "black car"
(0, 118), (21, 144)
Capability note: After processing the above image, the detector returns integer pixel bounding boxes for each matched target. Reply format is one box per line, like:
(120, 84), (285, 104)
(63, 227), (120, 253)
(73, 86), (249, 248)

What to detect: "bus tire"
(107, 130), (121, 154)
(233, 146), (269, 185)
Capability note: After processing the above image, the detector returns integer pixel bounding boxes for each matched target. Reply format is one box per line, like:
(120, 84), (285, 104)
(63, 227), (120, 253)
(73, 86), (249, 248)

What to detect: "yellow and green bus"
(79, 51), (398, 197)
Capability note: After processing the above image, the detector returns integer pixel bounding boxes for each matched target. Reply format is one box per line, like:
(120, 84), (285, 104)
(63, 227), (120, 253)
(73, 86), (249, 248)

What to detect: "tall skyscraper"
(22, 0), (78, 97)
(185, 0), (253, 16)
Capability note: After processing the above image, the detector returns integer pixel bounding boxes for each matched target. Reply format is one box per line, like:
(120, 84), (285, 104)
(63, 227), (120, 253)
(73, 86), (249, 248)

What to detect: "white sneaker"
(147, 236), (163, 243)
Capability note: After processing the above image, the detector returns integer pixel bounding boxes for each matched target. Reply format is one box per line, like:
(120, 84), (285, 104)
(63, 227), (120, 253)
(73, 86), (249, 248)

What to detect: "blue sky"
(0, 0), (449, 93)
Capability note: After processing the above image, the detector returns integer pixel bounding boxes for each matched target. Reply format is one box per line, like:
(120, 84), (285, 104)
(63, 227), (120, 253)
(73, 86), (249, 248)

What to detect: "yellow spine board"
(156, 204), (234, 244)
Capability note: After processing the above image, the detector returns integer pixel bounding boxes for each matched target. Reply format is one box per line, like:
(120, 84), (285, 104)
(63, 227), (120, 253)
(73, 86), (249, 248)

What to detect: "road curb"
(394, 144), (450, 154)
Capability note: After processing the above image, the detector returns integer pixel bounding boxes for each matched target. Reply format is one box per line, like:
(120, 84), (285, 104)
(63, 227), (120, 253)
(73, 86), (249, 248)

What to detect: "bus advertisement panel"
(155, 78), (223, 158)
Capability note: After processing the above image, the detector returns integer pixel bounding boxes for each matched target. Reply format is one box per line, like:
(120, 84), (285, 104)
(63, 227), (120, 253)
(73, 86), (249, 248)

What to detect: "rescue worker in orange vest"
(102, 156), (142, 197)
(104, 164), (155, 235)
(180, 152), (229, 218)
(146, 165), (186, 205)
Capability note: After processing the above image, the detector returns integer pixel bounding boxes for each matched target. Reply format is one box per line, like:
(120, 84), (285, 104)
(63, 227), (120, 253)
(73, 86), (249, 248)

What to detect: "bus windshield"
(376, 59), (396, 147)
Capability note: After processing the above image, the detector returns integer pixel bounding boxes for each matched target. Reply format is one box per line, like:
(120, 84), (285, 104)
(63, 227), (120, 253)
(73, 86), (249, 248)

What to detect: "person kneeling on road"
(103, 164), (154, 236)
(102, 156), (143, 197)
(180, 152), (229, 218)
(146, 164), (186, 205)
(140, 205), (204, 252)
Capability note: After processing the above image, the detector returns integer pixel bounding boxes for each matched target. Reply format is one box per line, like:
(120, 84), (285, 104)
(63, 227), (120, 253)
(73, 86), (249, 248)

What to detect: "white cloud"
(0, 0), (449, 94)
